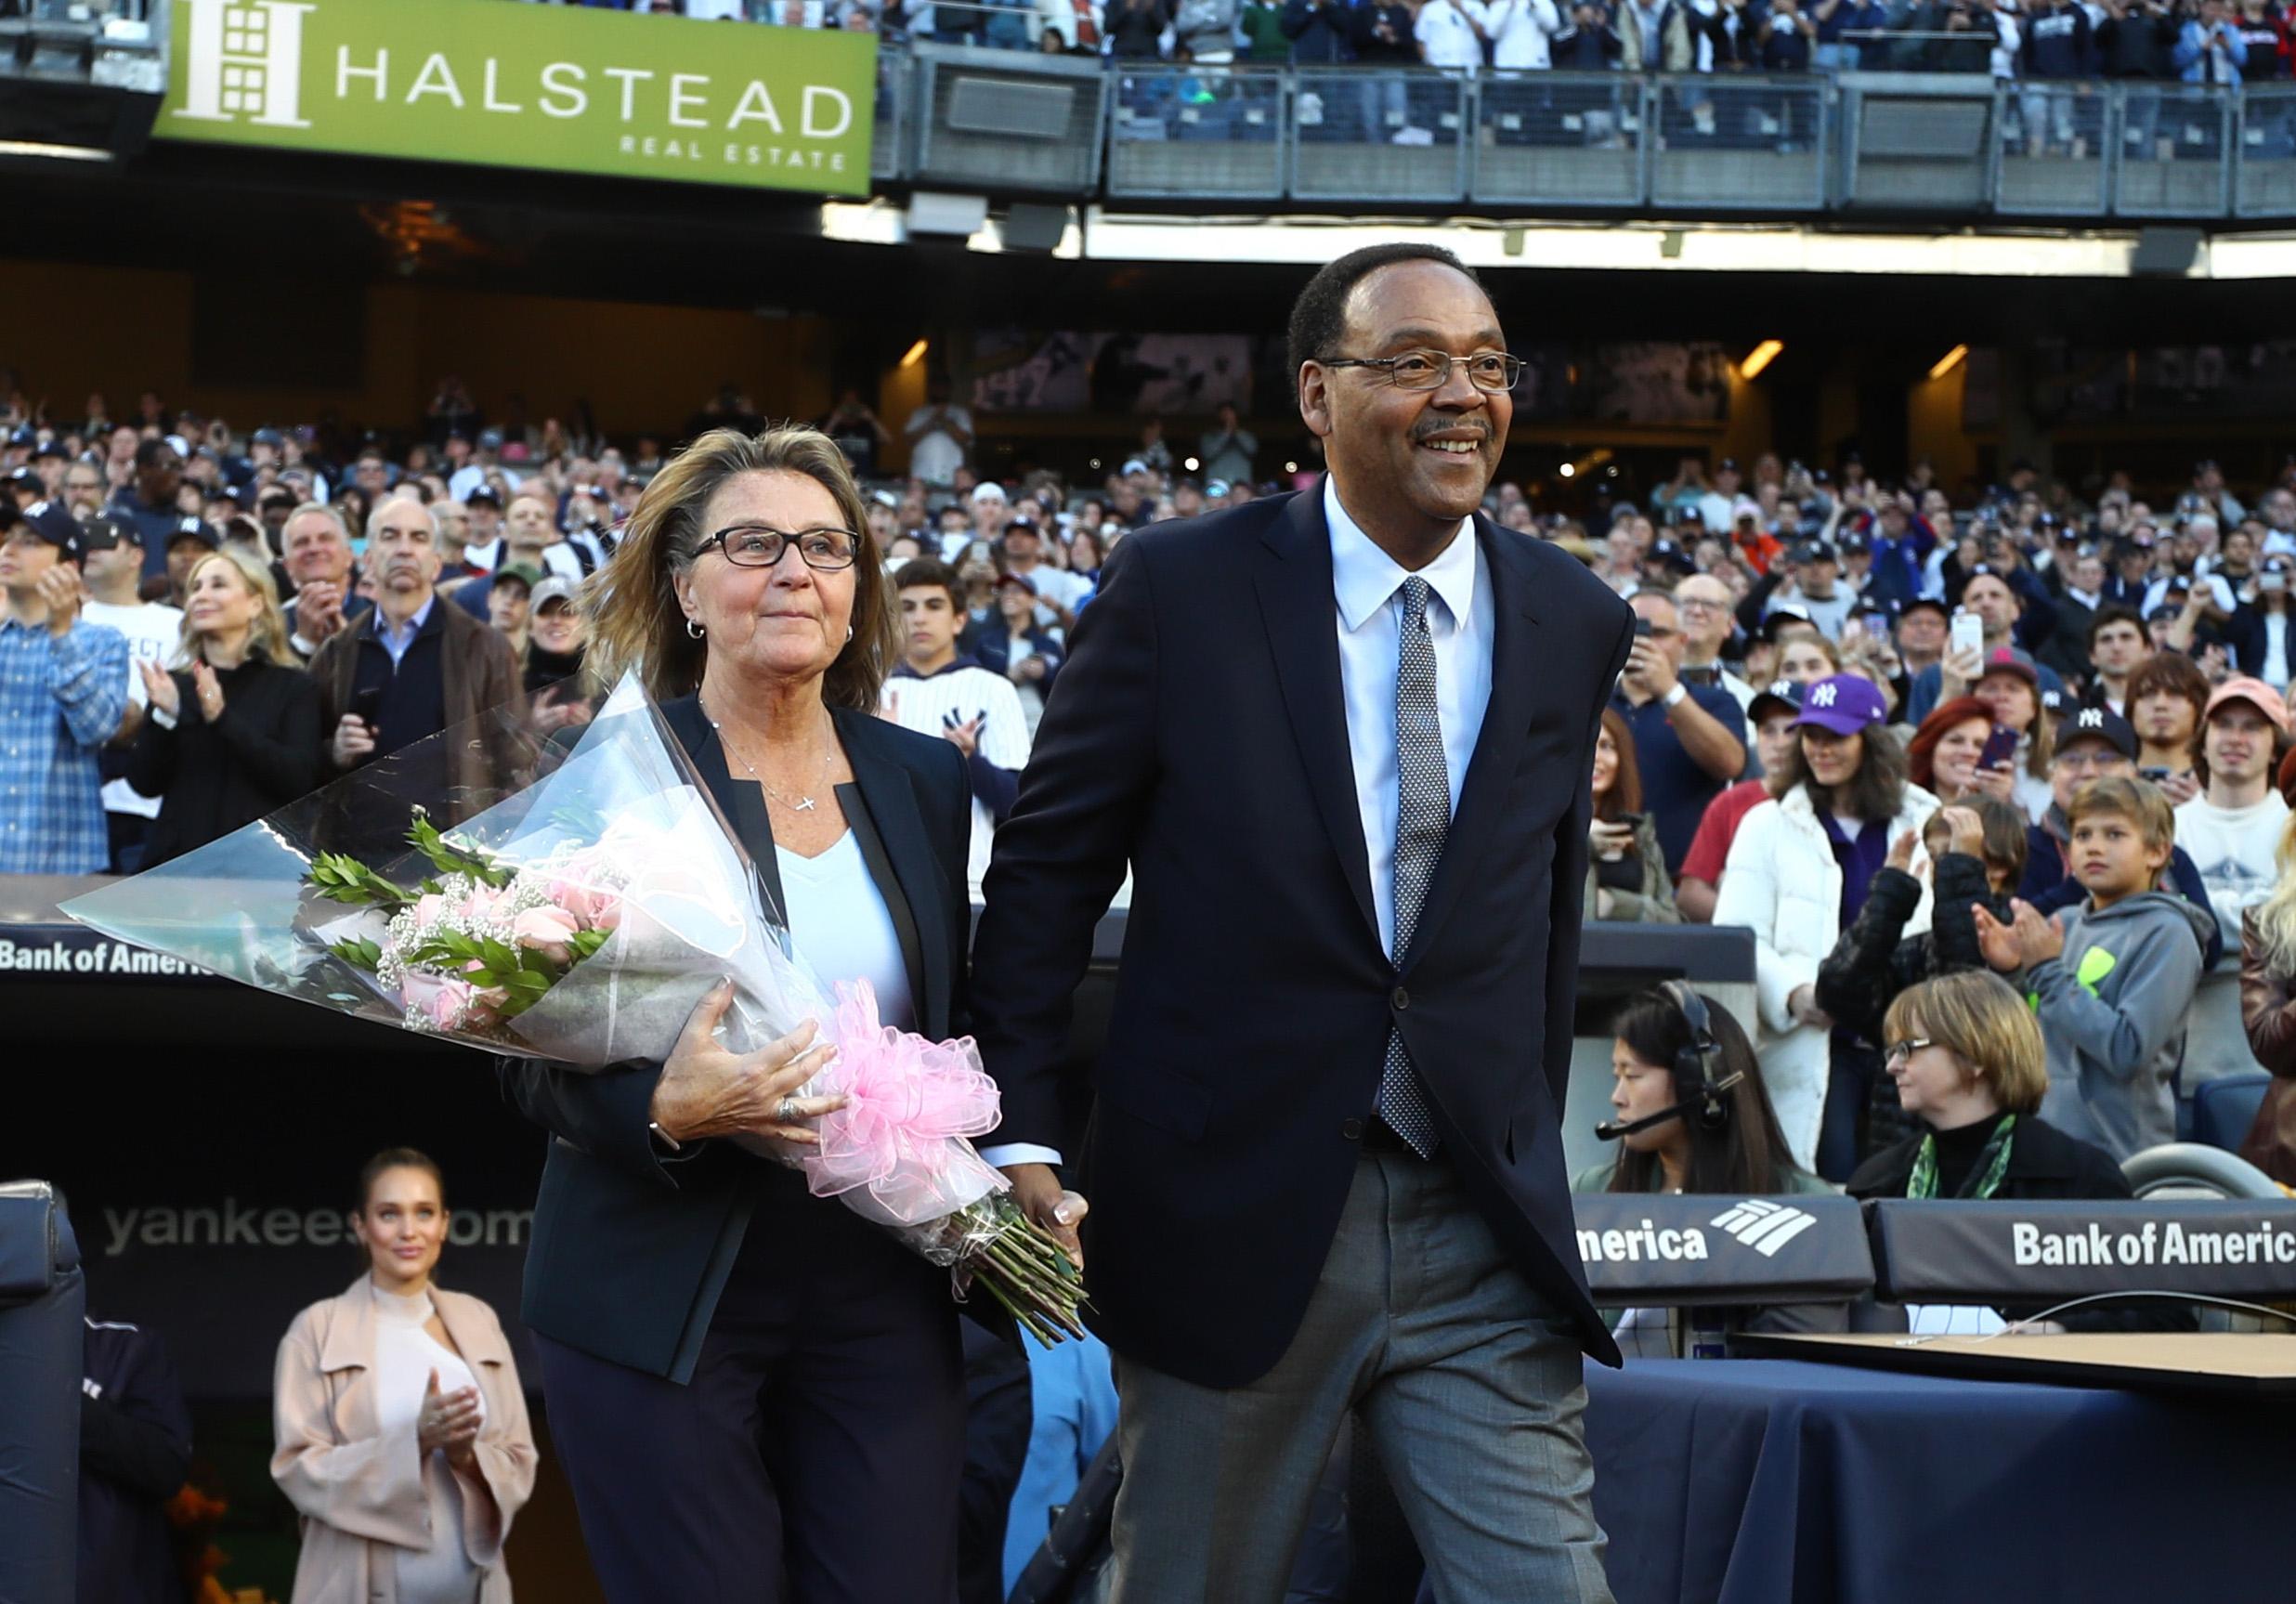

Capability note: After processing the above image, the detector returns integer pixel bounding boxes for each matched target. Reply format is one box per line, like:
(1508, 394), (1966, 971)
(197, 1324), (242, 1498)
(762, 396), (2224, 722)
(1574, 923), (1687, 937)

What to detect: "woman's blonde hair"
(585, 426), (897, 709)
(1882, 972), (2048, 1115)
(2247, 810), (2296, 976)
(176, 547), (294, 670)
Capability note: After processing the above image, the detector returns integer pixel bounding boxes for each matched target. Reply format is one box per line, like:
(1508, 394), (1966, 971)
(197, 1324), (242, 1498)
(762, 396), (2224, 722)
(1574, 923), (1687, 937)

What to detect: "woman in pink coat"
(272, 1149), (537, 1604)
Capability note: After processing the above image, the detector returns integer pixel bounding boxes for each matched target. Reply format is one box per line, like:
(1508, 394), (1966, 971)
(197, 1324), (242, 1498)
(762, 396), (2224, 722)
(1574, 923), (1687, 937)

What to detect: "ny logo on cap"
(1768, 680), (1794, 699)
(2077, 708), (2105, 729)
(1811, 683), (1839, 708)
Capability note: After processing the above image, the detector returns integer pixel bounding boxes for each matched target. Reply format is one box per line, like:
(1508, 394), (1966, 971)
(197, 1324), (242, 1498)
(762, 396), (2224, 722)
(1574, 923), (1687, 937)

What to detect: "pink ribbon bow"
(804, 981), (1004, 1225)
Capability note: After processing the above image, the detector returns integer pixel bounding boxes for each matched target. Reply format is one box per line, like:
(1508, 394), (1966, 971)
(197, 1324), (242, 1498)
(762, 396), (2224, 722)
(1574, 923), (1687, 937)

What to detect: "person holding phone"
(2126, 649), (2211, 804)
(1907, 696), (2016, 809)
(308, 497), (524, 804)
(1970, 646), (2055, 822)
(2234, 553), (2296, 690)
(1614, 590), (1749, 878)
(1586, 706), (1681, 923)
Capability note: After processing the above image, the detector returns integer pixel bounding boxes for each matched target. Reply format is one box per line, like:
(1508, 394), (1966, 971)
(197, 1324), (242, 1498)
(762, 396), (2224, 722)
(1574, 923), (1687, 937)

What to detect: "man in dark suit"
(972, 243), (1628, 1601)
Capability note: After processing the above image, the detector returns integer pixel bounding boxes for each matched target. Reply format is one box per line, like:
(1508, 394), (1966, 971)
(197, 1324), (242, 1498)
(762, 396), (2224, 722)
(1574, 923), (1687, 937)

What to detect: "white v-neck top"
(776, 828), (916, 1032)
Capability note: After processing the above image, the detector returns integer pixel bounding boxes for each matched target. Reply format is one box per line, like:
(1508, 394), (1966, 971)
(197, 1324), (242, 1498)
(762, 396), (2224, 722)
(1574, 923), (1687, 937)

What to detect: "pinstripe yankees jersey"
(881, 657), (1033, 893)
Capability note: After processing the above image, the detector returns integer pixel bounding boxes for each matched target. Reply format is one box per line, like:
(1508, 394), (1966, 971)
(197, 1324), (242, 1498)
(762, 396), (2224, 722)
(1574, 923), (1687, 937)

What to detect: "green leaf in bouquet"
(567, 928), (610, 961)
(408, 812), (513, 889)
(328, 936), (384, 972)
(306, 853), (412, 908)
(479, 936), (520, 974)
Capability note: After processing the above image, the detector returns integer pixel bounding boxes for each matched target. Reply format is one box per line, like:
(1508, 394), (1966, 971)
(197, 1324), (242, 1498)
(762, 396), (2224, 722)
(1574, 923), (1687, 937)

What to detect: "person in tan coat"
(273, 1149), (536, 1604)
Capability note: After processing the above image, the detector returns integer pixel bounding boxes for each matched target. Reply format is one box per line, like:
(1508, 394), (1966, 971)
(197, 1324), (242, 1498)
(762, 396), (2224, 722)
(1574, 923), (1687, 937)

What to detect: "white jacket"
(1712, 779), (1939, 1170)
(1486, 0), (1563, 68)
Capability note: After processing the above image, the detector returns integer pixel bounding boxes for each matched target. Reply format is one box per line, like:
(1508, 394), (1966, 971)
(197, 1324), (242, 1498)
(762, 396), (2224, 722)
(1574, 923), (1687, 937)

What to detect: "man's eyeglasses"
(2053, 749), (2125, 772)
(1676, 596), (1728, 615)
(698, 526), (859, 572)
(1317, 349), (1524, 393)
(1884, 1037), (1934, 1068)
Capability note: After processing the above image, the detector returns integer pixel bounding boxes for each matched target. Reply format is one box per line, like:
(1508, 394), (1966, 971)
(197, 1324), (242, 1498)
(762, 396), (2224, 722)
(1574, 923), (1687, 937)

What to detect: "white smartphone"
(1950, 610), (1984, 659)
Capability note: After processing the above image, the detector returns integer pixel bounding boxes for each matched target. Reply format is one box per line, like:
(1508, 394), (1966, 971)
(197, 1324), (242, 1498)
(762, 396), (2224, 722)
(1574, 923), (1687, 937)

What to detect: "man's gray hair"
(368, 490), (449, 556)
(282, 501), (351, 546)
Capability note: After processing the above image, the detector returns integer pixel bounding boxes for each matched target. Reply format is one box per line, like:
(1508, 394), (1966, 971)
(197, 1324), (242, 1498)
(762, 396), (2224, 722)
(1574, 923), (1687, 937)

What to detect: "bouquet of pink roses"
(65, 675), (1086, 1344)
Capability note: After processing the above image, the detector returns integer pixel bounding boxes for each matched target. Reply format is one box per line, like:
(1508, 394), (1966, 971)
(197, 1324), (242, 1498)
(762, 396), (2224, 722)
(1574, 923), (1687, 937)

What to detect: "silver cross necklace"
(701, 696), (831, 814)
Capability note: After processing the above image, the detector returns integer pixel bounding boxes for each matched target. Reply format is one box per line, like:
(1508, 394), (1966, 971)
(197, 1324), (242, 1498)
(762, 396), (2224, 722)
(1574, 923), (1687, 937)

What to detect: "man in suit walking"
(972, 242), (1629, 1601)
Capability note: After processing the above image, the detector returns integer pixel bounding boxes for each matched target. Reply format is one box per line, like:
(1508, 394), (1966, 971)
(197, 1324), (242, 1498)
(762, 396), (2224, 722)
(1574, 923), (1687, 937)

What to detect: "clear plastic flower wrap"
(64, 673), (1087, 1343)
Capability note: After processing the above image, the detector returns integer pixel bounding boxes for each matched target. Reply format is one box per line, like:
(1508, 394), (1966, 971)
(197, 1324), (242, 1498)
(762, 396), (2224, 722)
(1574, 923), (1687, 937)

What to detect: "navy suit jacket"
(971, 483), (1634, 1388)
(502, 693), (988, 1382)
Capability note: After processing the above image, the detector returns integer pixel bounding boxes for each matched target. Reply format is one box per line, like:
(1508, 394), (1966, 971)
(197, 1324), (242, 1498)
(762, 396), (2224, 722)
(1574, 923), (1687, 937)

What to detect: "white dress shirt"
(1326, 477), (1495, 959)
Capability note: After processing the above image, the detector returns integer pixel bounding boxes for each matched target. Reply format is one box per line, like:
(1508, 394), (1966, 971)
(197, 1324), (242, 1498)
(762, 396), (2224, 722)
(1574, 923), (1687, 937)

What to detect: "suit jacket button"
(1342, 1117), (1365, 1141)
(1391, 986), (1410, 1011)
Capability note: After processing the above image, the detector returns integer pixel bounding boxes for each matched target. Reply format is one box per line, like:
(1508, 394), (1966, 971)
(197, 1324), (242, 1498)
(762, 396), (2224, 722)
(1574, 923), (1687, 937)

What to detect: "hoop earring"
(845, 624), (854, 643)
(685, 618), (704, 640)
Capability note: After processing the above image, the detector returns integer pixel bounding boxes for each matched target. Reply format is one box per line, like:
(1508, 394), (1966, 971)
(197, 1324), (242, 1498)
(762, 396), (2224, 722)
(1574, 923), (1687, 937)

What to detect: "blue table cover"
(1581, 1358), (2291, 1604)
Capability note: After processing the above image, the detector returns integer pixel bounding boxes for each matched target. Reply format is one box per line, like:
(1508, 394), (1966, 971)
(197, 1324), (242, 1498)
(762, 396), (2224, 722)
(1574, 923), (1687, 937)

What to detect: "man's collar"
(372, 593), (437, 637)
(893, 652), (983, 681)
(1324, 476), (1477, 635)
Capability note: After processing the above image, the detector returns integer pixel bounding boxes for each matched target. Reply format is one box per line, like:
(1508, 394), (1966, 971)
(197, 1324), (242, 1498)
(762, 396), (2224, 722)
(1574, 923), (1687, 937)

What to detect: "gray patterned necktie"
(1378, 576), (1446, 1158)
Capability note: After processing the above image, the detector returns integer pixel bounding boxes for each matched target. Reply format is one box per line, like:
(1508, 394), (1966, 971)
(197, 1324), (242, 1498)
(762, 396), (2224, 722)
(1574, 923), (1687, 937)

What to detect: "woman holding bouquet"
(502, 425), (1014, 1604)
(272, 1149), (536, 1603)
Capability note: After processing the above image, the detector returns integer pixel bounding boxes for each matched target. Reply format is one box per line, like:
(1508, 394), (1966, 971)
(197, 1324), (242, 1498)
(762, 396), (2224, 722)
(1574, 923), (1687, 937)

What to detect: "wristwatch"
(1663, 682), (1689, 709)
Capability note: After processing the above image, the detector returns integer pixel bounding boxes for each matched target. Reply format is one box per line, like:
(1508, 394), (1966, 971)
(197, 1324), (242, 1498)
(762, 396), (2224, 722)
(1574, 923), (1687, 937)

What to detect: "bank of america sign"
(159, 0), (875, 197)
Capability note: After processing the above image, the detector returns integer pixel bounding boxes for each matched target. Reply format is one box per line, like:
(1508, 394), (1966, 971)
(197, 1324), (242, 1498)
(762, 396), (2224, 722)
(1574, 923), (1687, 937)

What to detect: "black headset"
(1596, 983), (1747, 1141)
(1660, 980), (1742, 1131)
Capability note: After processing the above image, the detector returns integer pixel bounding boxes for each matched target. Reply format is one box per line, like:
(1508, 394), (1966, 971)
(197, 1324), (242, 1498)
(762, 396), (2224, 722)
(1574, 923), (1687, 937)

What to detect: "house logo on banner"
(173, 0), (313, 128)
(159, 0), (875, 197)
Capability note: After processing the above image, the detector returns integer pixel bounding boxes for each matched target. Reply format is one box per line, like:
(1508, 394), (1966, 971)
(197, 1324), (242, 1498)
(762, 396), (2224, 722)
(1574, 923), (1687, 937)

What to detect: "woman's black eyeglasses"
(698, 526), (859, 572)
(1316, 349), (1524, 393)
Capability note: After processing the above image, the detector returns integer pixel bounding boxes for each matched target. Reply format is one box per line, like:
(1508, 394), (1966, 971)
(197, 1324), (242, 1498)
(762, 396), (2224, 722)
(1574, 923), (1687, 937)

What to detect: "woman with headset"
(1575, 985), (1835, 1356)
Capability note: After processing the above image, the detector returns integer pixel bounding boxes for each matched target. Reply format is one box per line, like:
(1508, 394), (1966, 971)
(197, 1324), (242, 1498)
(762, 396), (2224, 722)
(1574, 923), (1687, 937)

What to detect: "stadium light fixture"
(1927, 345), (1969, 381)
(901, 339), (929, 370)
(1559, 463), (1575, 478)
(0, 140), (114, 163)
(1739, 341), (1784, 381)
(1183, 457), (1199, 472)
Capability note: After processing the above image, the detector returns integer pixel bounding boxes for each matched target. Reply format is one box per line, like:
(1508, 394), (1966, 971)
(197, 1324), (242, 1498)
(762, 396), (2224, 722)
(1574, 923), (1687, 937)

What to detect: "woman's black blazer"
(501, 693), (995, 1381)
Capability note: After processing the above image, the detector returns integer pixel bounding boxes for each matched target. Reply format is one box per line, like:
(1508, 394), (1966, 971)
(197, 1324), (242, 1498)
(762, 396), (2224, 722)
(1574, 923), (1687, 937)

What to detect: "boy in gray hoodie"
(1974, 776), (2211, 1161)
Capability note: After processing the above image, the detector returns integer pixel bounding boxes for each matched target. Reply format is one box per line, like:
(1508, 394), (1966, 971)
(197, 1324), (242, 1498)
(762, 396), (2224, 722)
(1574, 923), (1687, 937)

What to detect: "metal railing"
(869, 53), (2296, 222)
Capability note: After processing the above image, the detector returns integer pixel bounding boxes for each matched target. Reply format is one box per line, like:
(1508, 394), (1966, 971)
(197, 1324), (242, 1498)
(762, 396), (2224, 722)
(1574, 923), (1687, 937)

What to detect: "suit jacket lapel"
(1404, 516), (1540, 973)
(663, 694), (787, 922)
(1256, 487), (1379, 946)
(835, 710), (947, 1035)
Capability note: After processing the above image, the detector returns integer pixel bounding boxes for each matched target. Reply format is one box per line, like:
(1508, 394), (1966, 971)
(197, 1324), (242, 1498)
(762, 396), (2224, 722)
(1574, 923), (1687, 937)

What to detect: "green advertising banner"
(156, 0), (875, 196)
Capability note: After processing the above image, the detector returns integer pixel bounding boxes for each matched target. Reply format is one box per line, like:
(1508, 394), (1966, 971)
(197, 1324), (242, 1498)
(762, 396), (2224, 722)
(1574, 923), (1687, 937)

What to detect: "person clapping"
(272, 1150), (535, 1604)
(124, 548), (321, 866)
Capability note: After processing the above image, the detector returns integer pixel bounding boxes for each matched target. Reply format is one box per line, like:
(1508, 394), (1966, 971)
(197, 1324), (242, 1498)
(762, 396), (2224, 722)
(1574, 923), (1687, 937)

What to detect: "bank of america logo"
(1708, 1199), (1818, 1258)
(172, 0), (314, 129)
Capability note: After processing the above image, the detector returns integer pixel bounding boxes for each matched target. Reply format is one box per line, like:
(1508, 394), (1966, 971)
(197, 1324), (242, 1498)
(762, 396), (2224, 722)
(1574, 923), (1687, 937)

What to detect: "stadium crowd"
(6, 373), (2296, 1198)
(489, 0), (2296, 85)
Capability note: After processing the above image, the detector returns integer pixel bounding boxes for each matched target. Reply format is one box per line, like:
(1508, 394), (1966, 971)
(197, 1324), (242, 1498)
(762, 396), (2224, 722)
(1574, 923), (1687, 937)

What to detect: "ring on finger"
(777, 1096), (800, 1124)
